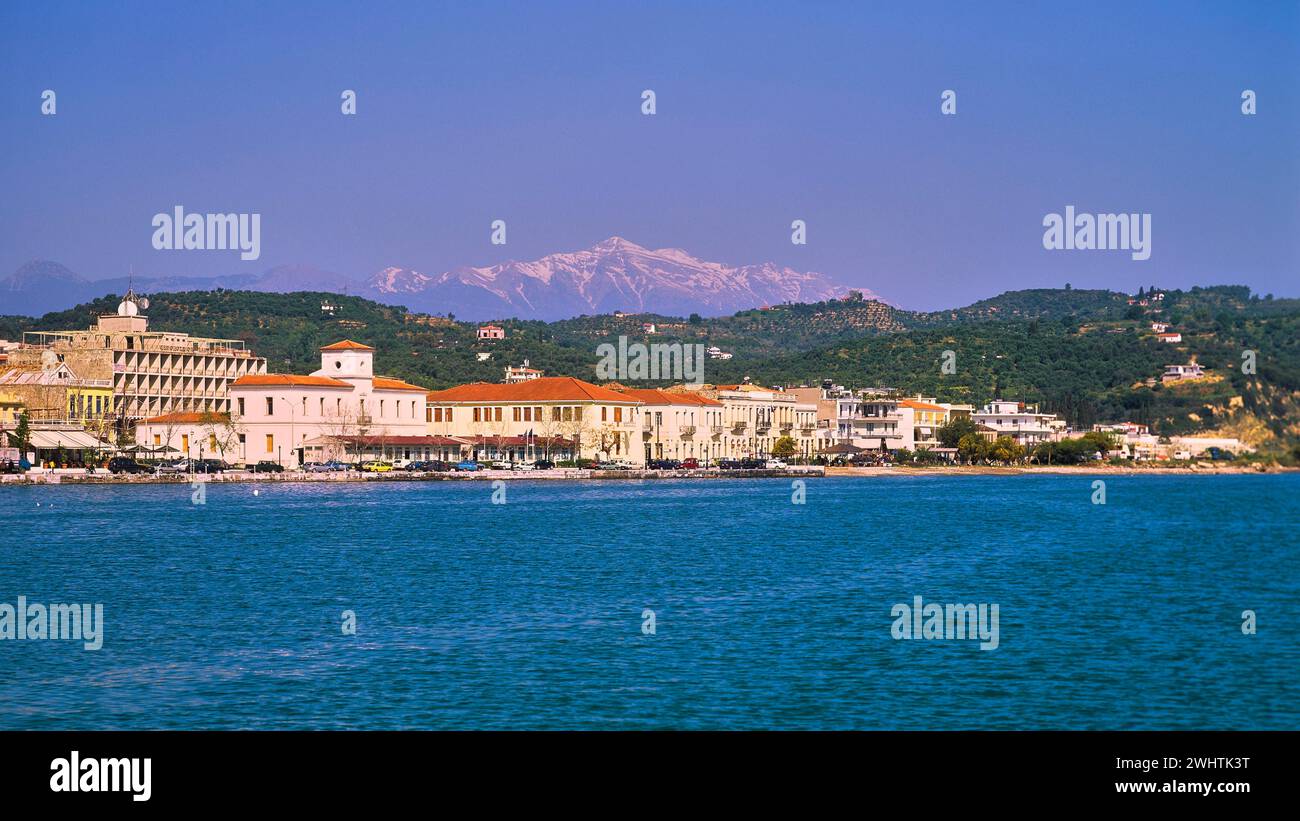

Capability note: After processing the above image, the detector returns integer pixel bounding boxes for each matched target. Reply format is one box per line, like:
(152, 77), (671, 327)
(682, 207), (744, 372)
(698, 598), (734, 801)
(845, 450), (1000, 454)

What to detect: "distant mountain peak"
(365, 237), (876, 320)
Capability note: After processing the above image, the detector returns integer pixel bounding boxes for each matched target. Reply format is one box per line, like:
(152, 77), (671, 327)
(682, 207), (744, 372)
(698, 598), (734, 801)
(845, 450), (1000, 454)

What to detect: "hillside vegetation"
(2, 285), (1297, 457)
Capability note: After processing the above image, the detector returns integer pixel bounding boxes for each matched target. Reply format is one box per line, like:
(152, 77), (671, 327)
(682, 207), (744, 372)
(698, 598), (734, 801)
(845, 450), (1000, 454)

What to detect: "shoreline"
(0, 463), (1290, 485)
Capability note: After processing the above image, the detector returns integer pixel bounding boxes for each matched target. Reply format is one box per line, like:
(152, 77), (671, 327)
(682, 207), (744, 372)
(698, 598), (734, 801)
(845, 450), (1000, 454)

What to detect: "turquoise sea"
(1, 474), (1296, 729)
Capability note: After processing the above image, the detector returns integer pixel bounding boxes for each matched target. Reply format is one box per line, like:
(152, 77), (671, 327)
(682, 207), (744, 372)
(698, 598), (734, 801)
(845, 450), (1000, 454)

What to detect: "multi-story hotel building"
(424, 376), (641, 463)
(14, 292), (265, 424)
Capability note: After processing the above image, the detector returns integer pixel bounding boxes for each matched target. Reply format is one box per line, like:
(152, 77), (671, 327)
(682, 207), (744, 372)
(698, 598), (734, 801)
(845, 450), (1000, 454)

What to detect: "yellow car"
(361, 461), (393, 473)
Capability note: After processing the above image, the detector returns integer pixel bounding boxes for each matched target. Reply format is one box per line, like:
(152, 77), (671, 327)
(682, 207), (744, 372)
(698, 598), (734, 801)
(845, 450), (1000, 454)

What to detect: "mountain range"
(0, 238), (870, 320)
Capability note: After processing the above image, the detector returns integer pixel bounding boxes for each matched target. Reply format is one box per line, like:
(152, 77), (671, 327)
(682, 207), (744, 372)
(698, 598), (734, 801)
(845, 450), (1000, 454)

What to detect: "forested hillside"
(2, 285), (1296, 455)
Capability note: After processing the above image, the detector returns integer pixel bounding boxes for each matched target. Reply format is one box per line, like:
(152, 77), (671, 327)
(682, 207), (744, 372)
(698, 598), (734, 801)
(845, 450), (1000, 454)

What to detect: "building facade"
(425, 376), (641, 463)
(14, 292), (265, 425)
(972, 400), (1066, 447)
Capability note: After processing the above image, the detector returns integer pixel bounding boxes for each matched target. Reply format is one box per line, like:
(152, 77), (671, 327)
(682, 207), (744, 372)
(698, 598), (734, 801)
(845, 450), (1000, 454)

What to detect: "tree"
(938, 416), (978, 449)
(957, 433), (988, 464)
(771, 436), (796, 458)
(12, 412), (31, 456)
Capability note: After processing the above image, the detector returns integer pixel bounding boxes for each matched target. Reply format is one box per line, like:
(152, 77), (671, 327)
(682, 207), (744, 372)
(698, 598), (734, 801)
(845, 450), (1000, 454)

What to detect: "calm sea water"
(1, 474), (1296, 730)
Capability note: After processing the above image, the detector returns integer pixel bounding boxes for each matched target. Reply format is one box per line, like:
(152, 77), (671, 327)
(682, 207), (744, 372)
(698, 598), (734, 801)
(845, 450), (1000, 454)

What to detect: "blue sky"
(1, 0), (1296, 310)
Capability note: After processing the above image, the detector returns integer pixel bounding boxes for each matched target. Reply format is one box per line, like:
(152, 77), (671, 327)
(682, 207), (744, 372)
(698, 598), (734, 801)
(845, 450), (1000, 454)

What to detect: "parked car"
(423, 460), (452, 472)
(361, 461), (393, 473)
(305, 461), (332, 472)
(455, 460), (480, 472)
(598, 460), (636, 470)
(108, 457), (150, 475)
(490, 460), (514, 470)
(403, 460), (428, 472)
(680, 458), (700, 470)
(531, 459), (556, 470)
(647, 459), (681, 470)
(764, 459), (788, 469)
(511, 461), (536, 471)
(250, 461), (284, 473)
(155, 459), (190, 474)
(193, 458), (228, 474)
(0, 459), (24, 474)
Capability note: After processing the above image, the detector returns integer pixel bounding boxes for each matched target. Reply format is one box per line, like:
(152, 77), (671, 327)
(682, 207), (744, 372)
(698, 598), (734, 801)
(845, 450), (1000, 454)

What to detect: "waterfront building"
(1157, 332), (1183, 343)
(972, 400), (1066, 447)
(223, 340), (428, 467)
(614, 388), (722, 463)
(477, 324), (505, 340)
(425, 376), (640, 463)
(685, 382), (818, 460)
(897, 397), (951, 450)
(828, 388), (906, 452)
(12, 291), (265, 423)
(0, 391), (22, 429)
(0, 361), (114, 448)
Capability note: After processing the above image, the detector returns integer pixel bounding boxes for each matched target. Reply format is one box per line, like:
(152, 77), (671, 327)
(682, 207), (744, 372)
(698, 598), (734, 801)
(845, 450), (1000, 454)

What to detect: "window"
(320, 398), (325, 416)
(426, 407), (433, 423)
(182, 434), (189, 452)
(513, 407), (521, 422)
(614, 407), (622, 423)
(534, 407), (541, 421)
(446, 408), (452, 422)
(433, 407), (442, 422)
(601, 407), (607, 422)
(266, 434), (274, 453)
(473, 407), (481, 422)
(552, 407), (561, 421)
(265, 397), (274, 415)
(153, 434), (161, 446)
(523, 407), (532, 422)
(302, 397), (307, 415)
(237, 398), (245, 416)
(209, 435), (217, 450)
(494, 407), (502, 422)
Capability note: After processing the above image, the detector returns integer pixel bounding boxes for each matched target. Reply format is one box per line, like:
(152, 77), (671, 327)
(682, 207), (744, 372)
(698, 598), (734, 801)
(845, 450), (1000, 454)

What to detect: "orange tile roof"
(899, 399), (947, 412)
(373, 376), (429, 392)
(320, 340), (375, 351)
(615, 387), (722, 406)
(426, 376), (640, 404)
(232, 374), (354, 389)
(142, 411), (231, 424)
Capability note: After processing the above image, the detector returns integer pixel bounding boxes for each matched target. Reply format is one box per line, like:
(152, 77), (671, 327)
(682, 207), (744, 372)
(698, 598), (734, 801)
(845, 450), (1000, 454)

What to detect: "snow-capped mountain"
(367, 237), (874, 320)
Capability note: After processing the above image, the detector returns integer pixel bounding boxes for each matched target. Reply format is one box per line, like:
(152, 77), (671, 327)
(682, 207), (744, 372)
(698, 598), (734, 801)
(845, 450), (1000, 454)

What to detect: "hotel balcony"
(679, 425), (696, 438)
(731, 421), (748, 434)
(710, 424), (724, 437)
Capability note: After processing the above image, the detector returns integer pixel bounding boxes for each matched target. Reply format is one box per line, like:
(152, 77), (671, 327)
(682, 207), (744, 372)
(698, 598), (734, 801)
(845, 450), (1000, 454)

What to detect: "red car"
(680, 458), (700, 470)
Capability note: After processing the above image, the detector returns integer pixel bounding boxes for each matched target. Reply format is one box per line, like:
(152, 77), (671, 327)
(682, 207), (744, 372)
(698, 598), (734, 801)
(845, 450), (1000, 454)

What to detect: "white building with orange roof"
(896, 396), (951, 450)
(178, 339), (432, 467)
(425, 376), (642, 464)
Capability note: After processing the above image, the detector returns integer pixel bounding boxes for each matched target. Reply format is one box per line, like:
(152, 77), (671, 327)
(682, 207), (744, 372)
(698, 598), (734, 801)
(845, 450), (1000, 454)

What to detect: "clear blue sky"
(2, 0), (1296, 310)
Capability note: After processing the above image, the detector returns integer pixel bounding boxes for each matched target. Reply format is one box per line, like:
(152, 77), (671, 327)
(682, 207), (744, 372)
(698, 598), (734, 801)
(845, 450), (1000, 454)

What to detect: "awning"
(29, 429), (103, 450)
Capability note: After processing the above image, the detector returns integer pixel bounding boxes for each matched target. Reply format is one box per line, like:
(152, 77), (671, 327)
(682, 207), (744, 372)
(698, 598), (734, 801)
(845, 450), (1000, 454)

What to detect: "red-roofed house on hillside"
(140, 339), (430, 467)
(477, 324), (505, 340)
